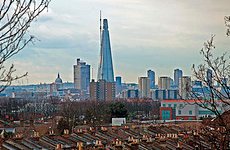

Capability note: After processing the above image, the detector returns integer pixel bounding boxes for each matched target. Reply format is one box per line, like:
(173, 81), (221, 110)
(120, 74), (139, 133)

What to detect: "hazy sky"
(8, 0), (230, 84)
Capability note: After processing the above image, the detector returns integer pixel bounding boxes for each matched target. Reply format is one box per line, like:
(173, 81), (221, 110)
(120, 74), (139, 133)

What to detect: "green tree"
(109, 102), (128, 118)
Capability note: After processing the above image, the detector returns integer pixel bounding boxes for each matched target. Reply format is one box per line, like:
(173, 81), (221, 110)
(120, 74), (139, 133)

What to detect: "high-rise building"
(147, 70), (155, 89)
(206, 68), (213, 86)
(90, 79), (115, 101)
(158, 77), (171, 90)
(179, 76), (191, 99)
(115, 76), (122, 95)
(138, 77), (150, 98)
(73, 58), (90, 92)
(174, 69), (183, 88)
(97, 19), (114, 82)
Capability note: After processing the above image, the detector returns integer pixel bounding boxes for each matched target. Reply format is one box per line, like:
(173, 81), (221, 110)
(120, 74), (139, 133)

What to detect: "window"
(174, 104), (177, 108)
(178, 110), (181, 115)
(179, 104), (183, 108)
(168, 104), (171, 107)
(199, 110), (215, 115)
(189, 117), (193, 120)
(189, 110), (192, 115)
(163, 104), (166, 107)
(162, 110), (171, 120)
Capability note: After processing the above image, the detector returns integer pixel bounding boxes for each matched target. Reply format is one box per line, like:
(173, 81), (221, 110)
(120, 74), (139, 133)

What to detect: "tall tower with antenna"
(97, 13), (114, 82)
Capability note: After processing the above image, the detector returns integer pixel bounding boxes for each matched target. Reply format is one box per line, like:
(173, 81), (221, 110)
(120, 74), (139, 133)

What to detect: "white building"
(160, 99), (225, 120)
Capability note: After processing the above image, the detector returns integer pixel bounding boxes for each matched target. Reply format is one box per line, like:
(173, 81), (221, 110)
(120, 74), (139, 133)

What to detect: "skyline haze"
(6, 0), (230, 85)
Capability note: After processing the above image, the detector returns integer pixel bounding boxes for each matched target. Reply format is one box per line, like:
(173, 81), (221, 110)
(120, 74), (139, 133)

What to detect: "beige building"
(138, 77), (150, 98)
(179, 76), (191, 99)
(158, 76), (172, 90)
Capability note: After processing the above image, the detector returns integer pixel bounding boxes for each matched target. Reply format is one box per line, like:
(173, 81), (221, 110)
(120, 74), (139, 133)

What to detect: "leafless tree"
(190, 34), (230, 148)
(0, 0), (50, 92)
(225, 16), (230, 36)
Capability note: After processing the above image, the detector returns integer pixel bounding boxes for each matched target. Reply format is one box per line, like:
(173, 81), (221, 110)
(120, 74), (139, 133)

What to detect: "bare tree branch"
(225, 16), (230, 36)
(190, 35), (230, 148)
(0, 0), (50, 91)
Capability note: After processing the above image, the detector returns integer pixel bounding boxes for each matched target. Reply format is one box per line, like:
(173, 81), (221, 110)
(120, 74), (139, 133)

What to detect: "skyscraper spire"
(100, 10), (102, 46)
(97, 18), (114, 82)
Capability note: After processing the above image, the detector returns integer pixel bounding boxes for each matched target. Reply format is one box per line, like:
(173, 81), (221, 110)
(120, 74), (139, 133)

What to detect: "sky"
(7, 0), (230, 85)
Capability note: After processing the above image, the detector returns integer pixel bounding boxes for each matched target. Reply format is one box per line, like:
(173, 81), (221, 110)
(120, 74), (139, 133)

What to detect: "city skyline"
(6, 0), (230, 84)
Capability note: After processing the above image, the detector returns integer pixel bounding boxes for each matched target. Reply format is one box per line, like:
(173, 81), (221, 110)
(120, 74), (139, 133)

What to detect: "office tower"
(90, 79), (115, 101)
(97, 18), (114, 82)
(206, 69), (213, 86)
(115, 76), (122, 95)
(158, 77), (171, 90)
(89, 79), (97, 100)
(138, 77), (150, 98)
(179, 76), (191, 99)
(147, 70), (155, 89)
(174, 69), (183, 87)
(73, 58), (90, 92)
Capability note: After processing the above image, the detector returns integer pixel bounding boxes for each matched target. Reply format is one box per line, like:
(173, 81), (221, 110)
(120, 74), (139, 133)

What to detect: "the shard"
(97, 18), (114, 82)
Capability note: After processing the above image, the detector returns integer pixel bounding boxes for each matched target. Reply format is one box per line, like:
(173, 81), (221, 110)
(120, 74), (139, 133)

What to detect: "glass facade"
(97, 19), (114, 82)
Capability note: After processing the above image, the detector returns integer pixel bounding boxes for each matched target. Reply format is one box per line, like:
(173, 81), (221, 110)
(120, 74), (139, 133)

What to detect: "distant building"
(160, 99), (224, 120)
(155, 89), (166, 100)
(158, 77), (171, 90)
(90, 79), (115, 101)
(206, 68), (213, 86)
(73, 58), (90, 92)
(55, 73), (63, 90)
(174, 69), (183, 88)
(147, 70), (155, 89)
(138, 77), (150, 98)
(50, 73), (64, 97)
(179, 76), (191, 99)
(115, 76), (122, 96)
(167, 89), (179, 99)
(151, 89), (179, 100)
(97, 19), (114, 82)
(122, 89), (139, 99)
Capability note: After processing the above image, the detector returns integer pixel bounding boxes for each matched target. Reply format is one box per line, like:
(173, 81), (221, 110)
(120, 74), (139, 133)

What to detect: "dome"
(55, 73), (63, 84)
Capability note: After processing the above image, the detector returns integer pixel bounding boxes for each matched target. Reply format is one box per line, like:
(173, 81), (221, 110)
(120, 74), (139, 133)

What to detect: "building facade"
(138, 77), (150, 98)
(122, 89), (139, 99)
(206, 68), (213, 86)
(115, 76), (122, 96)
(179, 76), (191, 99)
(147, 70), (155, 89)
(90, 79), (115, 101)
(73, 58), (90, 92)
(174, 69), (183, 88)
(158, 77), (172, 90)
(160, 99), (224, 120)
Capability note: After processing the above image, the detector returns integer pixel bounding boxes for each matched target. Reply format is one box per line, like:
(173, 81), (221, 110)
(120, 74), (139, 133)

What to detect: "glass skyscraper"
(147, 70), (155, 89)
(174, 69), (183, 88)
(97, 19), (114, 82)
